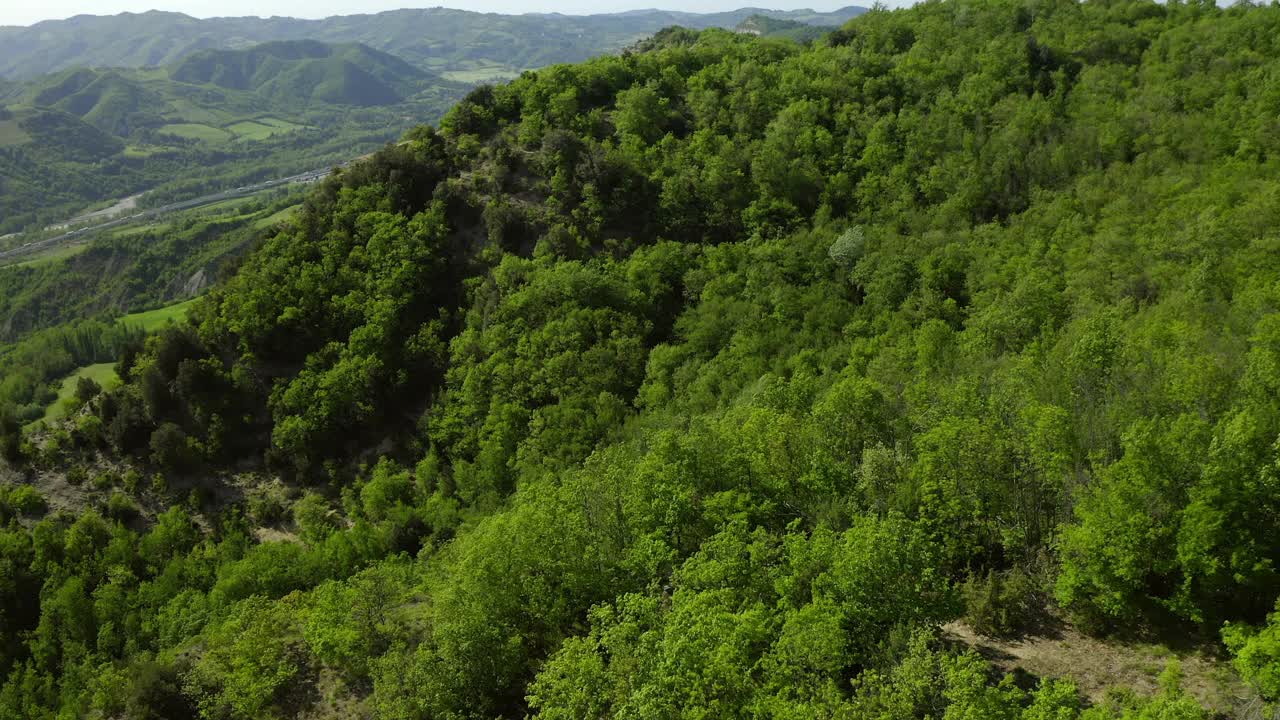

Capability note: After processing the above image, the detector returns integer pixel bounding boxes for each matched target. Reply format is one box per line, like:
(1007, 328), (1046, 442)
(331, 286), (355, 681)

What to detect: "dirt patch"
(52, 193), (143, 230)
(254, 526), (300, 544)
(27, 469), (108, 519)
(297, 667), (372, 720)
(943, 619), (1253, 715)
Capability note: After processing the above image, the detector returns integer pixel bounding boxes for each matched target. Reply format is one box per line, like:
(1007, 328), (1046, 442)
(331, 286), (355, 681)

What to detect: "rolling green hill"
(0, 7), (868, 80)
(32, 68), (168, 136)
(733, 14), (830, 41)
(0, 108), (128, 230)
(8, 107), (122, 160)
(0, 41), (466, 234)
(170, 41), (429, 107)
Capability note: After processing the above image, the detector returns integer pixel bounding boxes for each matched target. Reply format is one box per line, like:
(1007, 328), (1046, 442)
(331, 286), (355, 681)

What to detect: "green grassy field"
(253, 204), (299, 228)
(109, 222), (170, 239)
(227, 120), (280, 140)
(227, 117), (305, 140)
(158, 123), (232, 142)
(5, 243), (90, 269)
(38, 363), (120, 425)
(440, 65), (523, 83)
(165, 98), (229, 126)
(118, 297), (198, 331)
(0, 118), (31, 147)
(257, 117), (305, 129)
(122, 145), (162, 158)
(198, 196), (259, 214)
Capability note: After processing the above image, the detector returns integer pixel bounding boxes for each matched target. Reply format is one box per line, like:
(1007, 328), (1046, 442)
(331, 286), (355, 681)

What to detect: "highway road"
(0, 164), (342, 263)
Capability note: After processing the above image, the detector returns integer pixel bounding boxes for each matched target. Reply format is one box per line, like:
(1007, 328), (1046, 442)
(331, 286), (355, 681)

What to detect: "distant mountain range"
(2, 41), (450, 137)
(0, 5), (869, 233)
(0, 6), (868, 80)
(0, 40), (466, 233)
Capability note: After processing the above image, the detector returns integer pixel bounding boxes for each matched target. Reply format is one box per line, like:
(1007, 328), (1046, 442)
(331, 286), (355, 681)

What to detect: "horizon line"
(0, 3), (870, 29)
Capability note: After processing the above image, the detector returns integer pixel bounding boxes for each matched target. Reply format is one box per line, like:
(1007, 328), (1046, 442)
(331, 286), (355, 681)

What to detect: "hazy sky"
(0, 1), (898, 27)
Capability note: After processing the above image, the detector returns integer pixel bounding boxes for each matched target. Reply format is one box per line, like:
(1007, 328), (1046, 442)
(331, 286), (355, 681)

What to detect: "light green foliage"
(6, 1), (1280, 718)
(430, 245), (692, 502)
(828, 225), (864, 268)
(302, 563), (409, 679)
(184, 595), (306, 720)
(1223, 599), (1280, 702)
(358, 459), (416, 522)
(527, 516), (954, 716)
(292, 492), (340, 544)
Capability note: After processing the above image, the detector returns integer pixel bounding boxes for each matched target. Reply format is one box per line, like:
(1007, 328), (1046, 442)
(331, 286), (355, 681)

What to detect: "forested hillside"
(734, 14), (832, 42)
(168, 41), (429, 107)
(4, 1), (1280, 718)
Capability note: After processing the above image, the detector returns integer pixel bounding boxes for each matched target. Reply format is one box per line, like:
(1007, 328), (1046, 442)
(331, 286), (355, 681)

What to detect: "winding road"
(0, 164), (342, 263)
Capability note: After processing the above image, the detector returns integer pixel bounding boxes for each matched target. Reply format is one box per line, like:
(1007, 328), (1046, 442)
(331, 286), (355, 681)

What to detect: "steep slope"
(11, 106), (122, 161)
(4, 2), (1280, 719)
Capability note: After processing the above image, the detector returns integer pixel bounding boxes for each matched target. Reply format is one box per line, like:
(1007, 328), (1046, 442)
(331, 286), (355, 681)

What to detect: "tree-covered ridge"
(167, 41), (430, 108)
(734, 14), (831, 42)
(5, 0), (1280, 717)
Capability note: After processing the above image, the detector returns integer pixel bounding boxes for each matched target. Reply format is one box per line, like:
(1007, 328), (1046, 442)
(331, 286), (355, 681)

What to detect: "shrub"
(5, 485), (46, 516)
(150, 422), (199, 472)
(74, 377), (102, 404)
(92, 471), (116, 491)
(1223, 599), (1280, 702)
(293, 492), (340, 543)
(962, 567), (1047, 638)
(106, 491), (139, 522)
(66, 466), (87, 486)
(247, 486), (288, 526)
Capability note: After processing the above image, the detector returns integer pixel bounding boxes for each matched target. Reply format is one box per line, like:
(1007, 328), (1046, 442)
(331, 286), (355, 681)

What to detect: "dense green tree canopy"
(3, 0), (1280, 717)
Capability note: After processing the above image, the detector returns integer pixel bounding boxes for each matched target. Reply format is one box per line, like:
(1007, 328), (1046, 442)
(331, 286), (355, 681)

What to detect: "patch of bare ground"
(254, 525), (300, 544)
(10, 443), (273, 536)
(296, 668), (372, 720)
(943, 618), (1255, 716)
(25, 468), (105, 520)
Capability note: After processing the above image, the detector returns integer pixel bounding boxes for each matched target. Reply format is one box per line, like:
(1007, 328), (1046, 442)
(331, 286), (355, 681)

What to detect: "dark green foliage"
(149, 422), (198, 472)
(963, 567), (1049, 639)
(73, 377), (101, 405)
